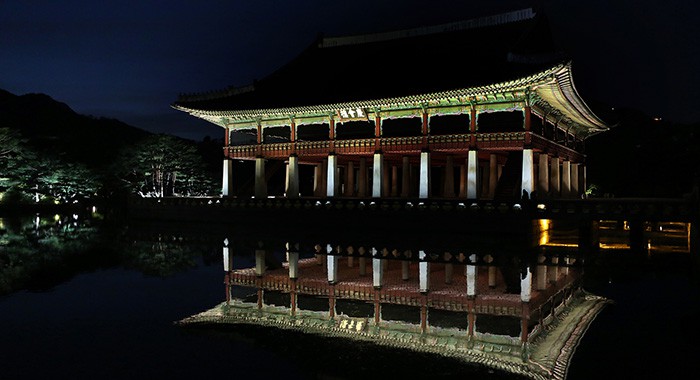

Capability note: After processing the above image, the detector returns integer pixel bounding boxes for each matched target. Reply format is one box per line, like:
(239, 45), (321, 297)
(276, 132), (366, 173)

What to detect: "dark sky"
(1, 0), (698, 140)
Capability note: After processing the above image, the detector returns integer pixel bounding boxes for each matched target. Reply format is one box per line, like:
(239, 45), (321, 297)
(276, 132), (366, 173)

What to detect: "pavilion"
(173, 8), (608, 201)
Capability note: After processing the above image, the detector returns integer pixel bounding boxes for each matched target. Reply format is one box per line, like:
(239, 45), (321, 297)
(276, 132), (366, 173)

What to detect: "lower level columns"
(222, 159), (233, 197)
(571, 163), (579, 198)
(327, 154), (338, 197)
(372, 153), (383, 198)
(562, 160), (571, 198)
(358, 157), (368, 197)
(467, 150), (478, 199)
(286, 155), (299, 198)
(254, 157), (267, 198)
(443, 155), (455, 198)
(419, 250), (430, 293)
(466, 263), (477, 297)
(488, 154), (498, 199)
(372, 253), (383, 288)
(550, 157), (560, 197)
(419, 151), (431, 199)
(344, 161), (355, 196)
(521, 148), (534, 198)
(401, 156), (410, 197)
(520, 267), (532, 302)
(538, 153), (549, 195)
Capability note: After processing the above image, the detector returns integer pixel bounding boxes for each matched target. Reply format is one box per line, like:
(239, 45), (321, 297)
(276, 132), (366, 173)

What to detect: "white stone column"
(254, 157), (267, 198)
(222, 159), (233, 197)
(583, 164), (587, 198)
(327, 154), (338, 197)
(571, 163), (579, 198)
(372, 153), (383, 198)
(562, 160), (571, 198)
(443, 155), (455, 198)
(401, 156), (410, 198)
(327, 244), (338, 284)
(520, 267), (532, 302)
(467, 150), (478, 199)
(222, 238), (232, 271)
(521, 148), (534, 197)
(548, 256), (559, 284)
(538, 154), (549, 195)
(286, 155), (299, 198)
(419, 151), (431, 199)
(550, 157), (560, 197)
(419, 250), (430, 293)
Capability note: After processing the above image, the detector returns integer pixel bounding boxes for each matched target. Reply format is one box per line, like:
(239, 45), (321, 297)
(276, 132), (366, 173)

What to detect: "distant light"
(537, 203), (546, 210)
(653, 117), (662, 121)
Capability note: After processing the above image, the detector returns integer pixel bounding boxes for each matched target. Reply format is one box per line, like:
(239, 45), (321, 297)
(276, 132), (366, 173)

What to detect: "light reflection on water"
(0, 213), (698, 379)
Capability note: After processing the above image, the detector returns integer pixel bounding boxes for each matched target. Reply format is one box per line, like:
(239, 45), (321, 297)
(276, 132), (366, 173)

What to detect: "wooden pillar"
(358, 157), (367, 197)
(488, 266), (497, 288)
(458, 165), (467, 198)
(344, 161), (355, 197)
(420, 296), (428, 334)
(391, 165), (399, 197)
(445, 263), (453, 284)
(443, 155), (455, 198)
(401, 156), (410, 198)
(562, 160), (571, 198)
(488, 154), (498, 199)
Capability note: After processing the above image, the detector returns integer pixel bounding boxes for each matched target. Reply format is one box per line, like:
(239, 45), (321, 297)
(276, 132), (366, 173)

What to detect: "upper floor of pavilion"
(173, 8), (608, 149)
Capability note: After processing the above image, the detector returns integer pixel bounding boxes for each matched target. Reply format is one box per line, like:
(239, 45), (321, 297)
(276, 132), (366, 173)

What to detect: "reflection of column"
(222, 159), (233, 197)
(520, 267), (532, 302)
(445, 263), (453, 284)
(488, 266), (496, 288)
(402, 261), (410, 281)
(372, 153), (383, 198)
(467, 263), (477, 297)
(419, 250), (430, 293)
(358, 157), (367, 197)
(327, 154), (338, 197)
(548, 256), (559, 284)
(372, 249), (383, 288)
(223, 238), (232, 304)
(536, 255), (547, 290)
(419, 151), (430, 199)
(443, 155), (455, 198)
(286, 155), (299, 198)
(467, 150), (478, 199)
(401, 156), (410, 198)
(327, 244), (338, 284)
(254, 157), (267, 198)
(420, 296), (428, 334)
(255, 247), (266, 277)
(287, 243), (299, 279)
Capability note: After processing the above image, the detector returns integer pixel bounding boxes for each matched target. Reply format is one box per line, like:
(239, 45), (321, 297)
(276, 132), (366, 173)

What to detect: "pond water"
(1, 212), (698, 379)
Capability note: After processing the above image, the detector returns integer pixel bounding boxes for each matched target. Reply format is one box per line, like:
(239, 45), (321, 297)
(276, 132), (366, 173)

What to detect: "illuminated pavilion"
(174, 8), (608, 201)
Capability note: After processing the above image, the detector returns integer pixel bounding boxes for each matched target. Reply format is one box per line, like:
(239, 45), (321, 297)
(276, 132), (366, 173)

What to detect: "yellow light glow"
(543, 242), (579, 248)
(538, 219), (551, 246)
(599, 243), (631, 249)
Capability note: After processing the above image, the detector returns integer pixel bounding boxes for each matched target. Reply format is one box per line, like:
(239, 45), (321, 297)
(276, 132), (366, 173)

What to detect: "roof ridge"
(319, 8), (535, 48)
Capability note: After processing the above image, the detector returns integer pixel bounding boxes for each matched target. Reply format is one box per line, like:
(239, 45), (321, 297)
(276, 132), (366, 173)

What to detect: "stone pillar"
(548, 256), (559, 284)
(550, 157), (560, 197)
(344, 161), (355, 197)
(419, 151), (431, 199)
(401, 156), (410, 198)
(313, 164), (322, 197)
(521, 148), (534, 198)
(562, 160), (571, 198)
(419, 250), (430, 293)
(222, 159), (233, 197)
(536, 255), (547, 290)
(358, 157), (367, 197)
(467, 150), (478, 199)
(538, 154), (549, 195)
(571, 163), (579, 198)
(443, 155), (455, 198)
(488, 154), (498, 199)
(254, 157), (267, 198)
(382, 163), (391, 197)
(327, 154), (338, 197)
(372, 153), (383, 198)
(286, 155), (299, 198)
(520, 267), (532, 302)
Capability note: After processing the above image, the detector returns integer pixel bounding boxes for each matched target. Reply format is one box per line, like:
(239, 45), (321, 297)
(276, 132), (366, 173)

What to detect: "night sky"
(1, 0), (698, 141)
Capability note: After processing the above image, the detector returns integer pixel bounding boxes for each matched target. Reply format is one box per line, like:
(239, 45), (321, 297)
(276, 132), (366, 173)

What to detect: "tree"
(113, 134), (217, 197)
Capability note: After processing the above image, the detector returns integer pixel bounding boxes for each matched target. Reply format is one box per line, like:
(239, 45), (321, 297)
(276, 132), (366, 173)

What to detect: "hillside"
(0, 89), (151, 168)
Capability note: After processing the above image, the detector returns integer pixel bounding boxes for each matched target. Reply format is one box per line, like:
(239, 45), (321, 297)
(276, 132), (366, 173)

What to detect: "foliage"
(112, 134), (217, 197)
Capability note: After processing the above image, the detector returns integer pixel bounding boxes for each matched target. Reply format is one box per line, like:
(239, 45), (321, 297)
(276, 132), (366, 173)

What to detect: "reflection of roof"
(175, 8), (561, 111)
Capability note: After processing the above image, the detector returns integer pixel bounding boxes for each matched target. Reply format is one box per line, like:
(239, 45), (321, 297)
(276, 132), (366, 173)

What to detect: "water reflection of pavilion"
(181, 224), (609, 380)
